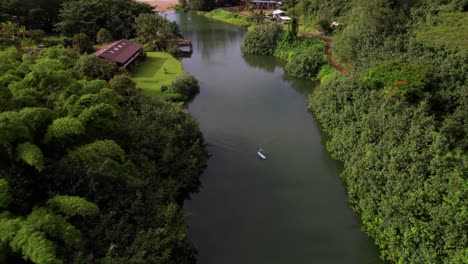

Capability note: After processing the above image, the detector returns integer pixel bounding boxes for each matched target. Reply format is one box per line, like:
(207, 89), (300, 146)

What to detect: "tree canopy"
(0, 35), (207, 264)
(55, 0), (153, 39)
(0, 0), (64, 32)
(306, 1), (467, 263)
(241, 23), (283, 55)
(135, 13), (181, 53)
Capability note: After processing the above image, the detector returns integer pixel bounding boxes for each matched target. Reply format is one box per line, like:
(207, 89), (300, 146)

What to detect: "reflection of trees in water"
(242, 53), (284, 73)
(282, 72), (318, 95)
(197, 28), (241, 60)
(243, 53), (317, 95)
(171, 12), (317, 94)
(174, 12), (245, 60)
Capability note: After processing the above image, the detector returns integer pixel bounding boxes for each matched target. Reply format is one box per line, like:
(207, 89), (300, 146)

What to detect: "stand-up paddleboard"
(257, 151), (266, 159)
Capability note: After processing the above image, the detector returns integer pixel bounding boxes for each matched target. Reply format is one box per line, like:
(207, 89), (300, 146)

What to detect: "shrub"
(162, 93), (184, 102)
(317, 64), (339, 82)
(42, 36), (72, 48)
(283, 17), (299, 43)
(359, 60), (431, 101)
(317, 19), (332, 34)
(72, 33), (93, 54)
(96, 28), (113, 44)
(74, 55), (119, 81)
(166, 43), (181, 56)
(247, 10), (265, 25)
(161, 85), (169, 93)
(242, 23), (283, 55)
(61, 36), (72, 47)
(108, 74), (137, 96)
(26, 29), (46, 44)
(285, 50), (327, 79)
(171, 73), (200, 100)
(275, 34), (325, 60)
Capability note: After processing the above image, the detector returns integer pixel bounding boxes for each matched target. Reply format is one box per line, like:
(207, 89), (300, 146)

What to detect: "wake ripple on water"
(204, 130), (249, 155)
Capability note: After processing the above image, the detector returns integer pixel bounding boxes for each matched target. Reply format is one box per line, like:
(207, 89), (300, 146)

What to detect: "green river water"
(167, 12), (382, 264)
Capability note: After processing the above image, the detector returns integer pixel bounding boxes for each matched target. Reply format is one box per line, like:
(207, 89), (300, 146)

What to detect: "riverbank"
(200, 8), (347, 75)
(197, 9), (251, 27)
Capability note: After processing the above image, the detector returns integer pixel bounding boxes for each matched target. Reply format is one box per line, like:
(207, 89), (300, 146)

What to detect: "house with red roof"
(94, 39), (144, 67)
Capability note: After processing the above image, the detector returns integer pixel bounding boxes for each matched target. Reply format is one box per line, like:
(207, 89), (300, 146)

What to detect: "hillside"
(302, 1), (467, 263)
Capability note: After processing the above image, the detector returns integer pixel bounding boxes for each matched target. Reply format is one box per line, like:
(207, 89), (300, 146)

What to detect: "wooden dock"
(178, 39), (192, 53)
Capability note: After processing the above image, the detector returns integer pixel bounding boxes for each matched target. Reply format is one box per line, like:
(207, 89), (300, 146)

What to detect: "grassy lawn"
(132, 52), (183, 97)
(201, 9), (251, 27)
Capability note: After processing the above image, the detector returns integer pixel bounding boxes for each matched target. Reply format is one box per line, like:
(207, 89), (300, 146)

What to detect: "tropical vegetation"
(306, 1), (467, 263)
(0, 1), (208, 263)
(0, 44), (208, 263)
(241, 23), (283, 55)
(135, 13), (182, 54)
(55, 0), (153, 40)
(2, 0), (466, 263)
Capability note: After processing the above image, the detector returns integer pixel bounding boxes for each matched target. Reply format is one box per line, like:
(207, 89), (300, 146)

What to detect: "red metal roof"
(95, 39), (143, 64)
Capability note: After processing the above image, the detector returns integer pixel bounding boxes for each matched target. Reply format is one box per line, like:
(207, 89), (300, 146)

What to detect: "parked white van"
(272, 10), (292, 23)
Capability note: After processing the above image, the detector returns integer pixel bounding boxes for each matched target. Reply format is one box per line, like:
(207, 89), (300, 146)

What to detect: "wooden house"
(94, 39), (144, 68)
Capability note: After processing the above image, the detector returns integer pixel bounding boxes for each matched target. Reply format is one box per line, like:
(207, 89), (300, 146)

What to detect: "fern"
(0, 111), (31, 146)
(44, 117), (85, 143)
(0, 215), (23, 246)
(19, 107), (56, 134)
(48, 195), (99, 217)
(9, 223), (62, 264)
(27, 208), (82, 248)
(77, 103), (117, 124)
(16, 142), (45, 171)
(67, 140), (126, 166)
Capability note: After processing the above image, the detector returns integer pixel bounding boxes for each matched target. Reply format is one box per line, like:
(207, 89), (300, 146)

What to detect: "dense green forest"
(305, 1), (466, 263)
(0, 0), (208, 263)
(0, 0), (153, 38)
(239, 0), (467, 263)
(2, 0), (467, 263)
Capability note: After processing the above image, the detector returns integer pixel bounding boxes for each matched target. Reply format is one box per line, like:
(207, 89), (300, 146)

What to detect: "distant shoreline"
(135, 0), (177, 12)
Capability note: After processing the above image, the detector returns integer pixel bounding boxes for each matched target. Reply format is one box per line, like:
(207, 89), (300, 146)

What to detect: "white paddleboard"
(257, 152), (266, 159)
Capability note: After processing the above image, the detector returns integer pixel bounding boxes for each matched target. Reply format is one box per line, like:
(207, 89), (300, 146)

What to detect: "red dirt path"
(298, 31), (348, 74)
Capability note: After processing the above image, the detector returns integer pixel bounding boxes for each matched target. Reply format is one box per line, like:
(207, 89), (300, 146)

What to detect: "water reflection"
(242, 53), (282, 73)
(242, 53), (317, 95)
(282, 72), (318, 95)
(168, 12), (245, 60)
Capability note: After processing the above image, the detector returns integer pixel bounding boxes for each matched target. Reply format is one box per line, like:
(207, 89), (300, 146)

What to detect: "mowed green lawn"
(132, 52), (183, 97)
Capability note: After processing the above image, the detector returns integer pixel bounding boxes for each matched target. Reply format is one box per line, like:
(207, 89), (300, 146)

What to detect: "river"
(166, 12), (382, 264)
